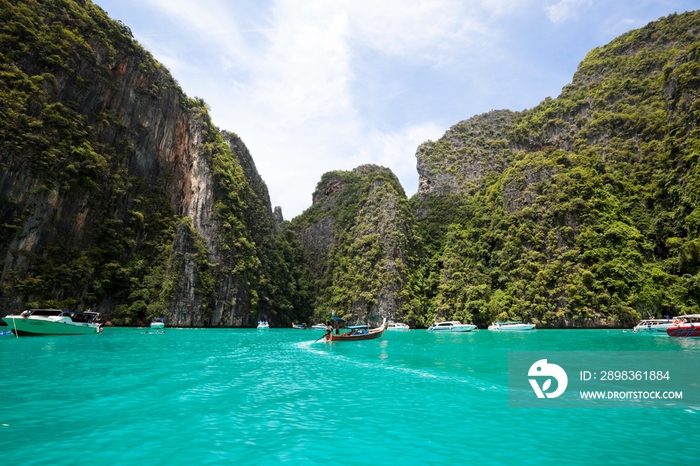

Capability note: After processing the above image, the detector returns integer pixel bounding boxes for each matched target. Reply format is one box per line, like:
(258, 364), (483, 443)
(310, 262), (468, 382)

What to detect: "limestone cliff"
(0, 0), (309, 326)
(410, 11), (700, 327)
(292, 165), (419, 325)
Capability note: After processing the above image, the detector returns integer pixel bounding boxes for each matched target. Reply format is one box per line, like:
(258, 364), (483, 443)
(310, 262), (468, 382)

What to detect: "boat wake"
(292, 340), (507, 393)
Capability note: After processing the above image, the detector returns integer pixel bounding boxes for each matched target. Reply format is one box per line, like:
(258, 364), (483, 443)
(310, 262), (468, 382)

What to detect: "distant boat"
(487, 321), (535, 331)
(387, 322), (410, 331)
(427, 321), (477, 332)
(2, 309), (103, 335)
(323, 318), (386, 342)
(666, 315), (700, 337)
(632, 318), (673, 334)
(257, 321), (270, 329)
(292, 323), (309, 329)
(150, 318), (165, 329)
(311, 323), (328, 331)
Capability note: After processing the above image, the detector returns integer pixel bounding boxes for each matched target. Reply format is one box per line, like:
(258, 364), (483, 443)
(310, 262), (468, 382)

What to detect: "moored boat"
(487, 320), (536, 331)
(666, 315), (700, 337)
(387, 322), (410, 331)
(427, 321), (476, 332)
(311, 323), (328, 331)
(150, 317), (165, 329)
(323, 318), (387, 342)
(257, 321), (270, 329)
(292, 323), (309, 329)
(632, 318), (673, 334)
(2, 309), (103, 336)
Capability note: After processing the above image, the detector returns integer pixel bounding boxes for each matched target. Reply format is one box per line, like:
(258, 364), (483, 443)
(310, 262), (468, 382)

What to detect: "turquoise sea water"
(1, 328), (698, 465)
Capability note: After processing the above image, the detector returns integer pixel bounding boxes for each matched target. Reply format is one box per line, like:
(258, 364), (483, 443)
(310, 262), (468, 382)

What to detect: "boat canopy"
(25, 309), (98, 317)
(24, 309), (63, 316)
(496, 321), (522, 324)
(347, 324), (369, 330)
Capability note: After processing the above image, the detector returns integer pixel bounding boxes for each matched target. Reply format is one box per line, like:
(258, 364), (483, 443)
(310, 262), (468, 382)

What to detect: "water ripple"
(0, 328), (697, 465)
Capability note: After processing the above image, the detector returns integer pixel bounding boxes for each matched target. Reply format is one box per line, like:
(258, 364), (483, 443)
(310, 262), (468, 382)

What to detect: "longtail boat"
(323, 317), (386, 342)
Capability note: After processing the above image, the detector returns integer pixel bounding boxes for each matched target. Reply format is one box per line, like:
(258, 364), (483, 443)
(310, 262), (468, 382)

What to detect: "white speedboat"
(257, 321), (270, 329)
(387, 322), (410, 331)
(2, 309), (102, 335)
(311, 323), (328, 331)
(150, 318), (165, 329)
(488, 320), (536, 331)
(632, 318), (673, 334)
(427, 321), (477, 332)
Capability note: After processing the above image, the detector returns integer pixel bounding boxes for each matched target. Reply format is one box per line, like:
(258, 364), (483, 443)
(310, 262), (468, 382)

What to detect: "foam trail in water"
(292, 340), (508, 393)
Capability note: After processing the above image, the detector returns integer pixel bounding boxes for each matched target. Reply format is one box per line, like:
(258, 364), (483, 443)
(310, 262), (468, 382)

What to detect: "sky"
(92, 0), (699, 219)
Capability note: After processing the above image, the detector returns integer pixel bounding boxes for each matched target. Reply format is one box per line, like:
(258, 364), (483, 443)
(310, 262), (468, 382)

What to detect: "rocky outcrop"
(293, 165), (418, 325)
(416, 110), (517, 196)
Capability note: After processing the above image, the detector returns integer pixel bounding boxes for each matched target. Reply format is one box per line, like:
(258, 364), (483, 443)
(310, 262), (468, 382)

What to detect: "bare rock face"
(298, 215), (335, 278)
(311, 176), (346, 205)
(167, 222), (208, 327)
(273, 206), (284, 224)
(416, 110), (517, 195)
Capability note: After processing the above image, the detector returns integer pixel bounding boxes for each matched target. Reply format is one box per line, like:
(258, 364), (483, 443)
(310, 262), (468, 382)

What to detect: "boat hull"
(325, 328), (385, 341)
(632, 325), (672, 334)
(667, 325), (700, 337)
(3, 316), (100, 335)
(487, 324), (536, 331)
(387, 323), (410, 331)
(427, 325), (476, 332)
(324, 319), (386, 342)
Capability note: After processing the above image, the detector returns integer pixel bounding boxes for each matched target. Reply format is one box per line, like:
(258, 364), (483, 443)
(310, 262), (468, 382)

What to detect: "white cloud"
(208, 0), (508, 216)
(103, 0), (540, 217)
(544, 0), (592, 24)
(141, 0), (251, 64)
(94, 0), (700, 219)
(350, 123), (446, 196)
(346, 1), (489, 63)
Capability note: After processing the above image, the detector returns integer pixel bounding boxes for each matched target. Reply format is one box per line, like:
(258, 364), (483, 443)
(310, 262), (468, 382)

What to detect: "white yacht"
(150, 318), (165, 329)
(311, 323), (328, 331)
(3, 309), (103, 335)
(631, 318), (673, 334)
(256, 321), (270, 329)
(487, 321), (536, 331)
(427, 321), (477, 332)
(387, 322), (410, 331)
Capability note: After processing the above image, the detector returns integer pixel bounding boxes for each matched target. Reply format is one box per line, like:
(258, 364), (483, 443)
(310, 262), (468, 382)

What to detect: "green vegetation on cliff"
(413, 11), (700, 327)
